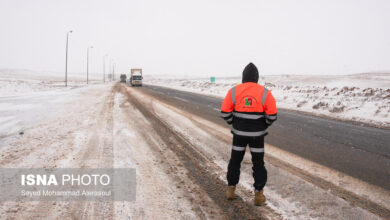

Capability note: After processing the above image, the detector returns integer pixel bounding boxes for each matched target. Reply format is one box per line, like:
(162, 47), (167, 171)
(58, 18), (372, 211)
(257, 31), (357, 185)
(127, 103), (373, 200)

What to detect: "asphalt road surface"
(140, 84), (390, 191)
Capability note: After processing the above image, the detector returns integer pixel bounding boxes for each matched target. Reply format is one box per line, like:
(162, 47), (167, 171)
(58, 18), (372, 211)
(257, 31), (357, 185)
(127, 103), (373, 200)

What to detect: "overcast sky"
(0, 0), (389, 77)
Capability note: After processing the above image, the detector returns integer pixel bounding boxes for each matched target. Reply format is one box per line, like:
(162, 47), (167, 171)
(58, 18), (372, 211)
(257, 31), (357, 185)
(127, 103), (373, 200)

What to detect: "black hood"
(242, 63), (259, 83)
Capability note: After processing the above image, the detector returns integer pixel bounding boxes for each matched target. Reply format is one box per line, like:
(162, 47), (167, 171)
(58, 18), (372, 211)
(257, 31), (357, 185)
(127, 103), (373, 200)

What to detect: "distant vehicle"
(130, 69), (143, 86)
(120, 74), (127, 83)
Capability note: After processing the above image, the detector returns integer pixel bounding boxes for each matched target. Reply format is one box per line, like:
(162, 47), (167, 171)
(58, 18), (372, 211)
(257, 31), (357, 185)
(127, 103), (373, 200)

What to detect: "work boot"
(254, 190), (266, 206)
(226, 186), (236, 200)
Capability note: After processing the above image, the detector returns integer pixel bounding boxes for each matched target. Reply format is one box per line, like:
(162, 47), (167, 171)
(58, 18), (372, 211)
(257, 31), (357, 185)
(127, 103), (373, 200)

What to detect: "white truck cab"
(130, 69), (143, 86)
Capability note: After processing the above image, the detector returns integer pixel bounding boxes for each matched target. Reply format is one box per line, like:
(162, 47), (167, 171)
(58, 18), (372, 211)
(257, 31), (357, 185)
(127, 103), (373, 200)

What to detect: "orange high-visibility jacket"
(221, 82), (277, 137)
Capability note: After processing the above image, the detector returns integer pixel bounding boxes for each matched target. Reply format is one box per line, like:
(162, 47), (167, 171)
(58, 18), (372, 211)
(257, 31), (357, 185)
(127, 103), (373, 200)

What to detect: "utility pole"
(109, 59), (112, 81)
(113, 63), (115, 81)
(103, 54), (108, 83)
(65, 30), (73, 87)
(86, 46), (93, 84)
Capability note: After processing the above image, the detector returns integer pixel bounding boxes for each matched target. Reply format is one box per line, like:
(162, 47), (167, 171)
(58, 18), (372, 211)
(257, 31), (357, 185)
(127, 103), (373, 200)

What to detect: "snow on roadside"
(145, 73), (390, 128)
(112, 92), (202, 220)
(0, 69), (104, 97)
(0, 69), (106, 143)
(0, 83), (115, 219)
(0, 68), (103, 82)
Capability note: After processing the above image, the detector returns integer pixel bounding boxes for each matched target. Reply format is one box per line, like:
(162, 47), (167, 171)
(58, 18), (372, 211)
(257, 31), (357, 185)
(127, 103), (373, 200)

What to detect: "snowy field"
(0, 69), (104, 95)
(145, 73), (390, 128)
(0, 69), (105, 142)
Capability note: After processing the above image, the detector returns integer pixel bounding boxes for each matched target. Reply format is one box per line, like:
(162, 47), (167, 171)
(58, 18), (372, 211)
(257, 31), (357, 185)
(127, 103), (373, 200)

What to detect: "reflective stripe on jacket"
(220, 82), (277, 137)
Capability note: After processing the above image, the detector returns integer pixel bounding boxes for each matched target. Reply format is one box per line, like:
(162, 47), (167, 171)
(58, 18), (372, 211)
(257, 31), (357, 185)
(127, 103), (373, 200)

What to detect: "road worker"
(221, 63), (277, 206)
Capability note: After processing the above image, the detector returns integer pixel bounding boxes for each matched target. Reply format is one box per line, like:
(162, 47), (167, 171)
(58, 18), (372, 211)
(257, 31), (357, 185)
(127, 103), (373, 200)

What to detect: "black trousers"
(227, 135), (267, 191)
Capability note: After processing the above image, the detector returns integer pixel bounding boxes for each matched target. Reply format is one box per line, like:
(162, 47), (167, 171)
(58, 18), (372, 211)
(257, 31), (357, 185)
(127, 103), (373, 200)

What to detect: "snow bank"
(144, 73), (390, 128)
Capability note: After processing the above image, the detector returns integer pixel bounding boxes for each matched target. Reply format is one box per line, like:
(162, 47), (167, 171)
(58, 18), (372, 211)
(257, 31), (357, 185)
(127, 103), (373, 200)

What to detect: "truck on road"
(120, 74), (127, 83)
(130, 69), (143, 86)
